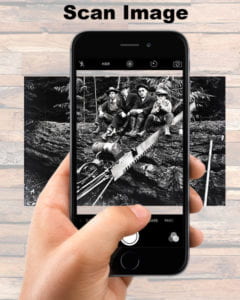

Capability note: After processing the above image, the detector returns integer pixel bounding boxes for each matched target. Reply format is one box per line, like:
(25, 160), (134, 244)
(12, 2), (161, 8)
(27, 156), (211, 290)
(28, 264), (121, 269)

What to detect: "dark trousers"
(111, 114), (129, 131)
(131, 113), (146, 132)
(97, 113), (114, 129)
(144, 112), (174, 132)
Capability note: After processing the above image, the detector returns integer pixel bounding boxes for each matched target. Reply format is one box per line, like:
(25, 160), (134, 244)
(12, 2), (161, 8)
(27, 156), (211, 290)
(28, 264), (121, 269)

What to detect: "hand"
(129, 109), (142, 115)
(121, 111), (127, 118)
(151, 108), (159, 114)
(135, 109), (143, 114)
(20, 154), (205, 300)
(129, 109), (137, 116)
(99, 111), (104, 118)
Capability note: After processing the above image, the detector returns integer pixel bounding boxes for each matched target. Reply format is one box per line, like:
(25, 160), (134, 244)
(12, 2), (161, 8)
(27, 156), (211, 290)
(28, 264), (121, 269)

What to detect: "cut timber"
(25, 117), (225, 205)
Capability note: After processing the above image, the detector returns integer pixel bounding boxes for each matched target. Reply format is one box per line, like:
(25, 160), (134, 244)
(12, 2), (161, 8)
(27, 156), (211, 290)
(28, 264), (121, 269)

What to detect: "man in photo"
(139, 88), (174, 136)
(126, 83), (155, 137)
(111, 82), (138, 134)
(98, 87), (121, 140)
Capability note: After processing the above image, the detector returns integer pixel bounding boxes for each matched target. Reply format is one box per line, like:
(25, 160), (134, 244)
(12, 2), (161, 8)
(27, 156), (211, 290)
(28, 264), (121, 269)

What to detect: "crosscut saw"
(111, 129), (161, 181)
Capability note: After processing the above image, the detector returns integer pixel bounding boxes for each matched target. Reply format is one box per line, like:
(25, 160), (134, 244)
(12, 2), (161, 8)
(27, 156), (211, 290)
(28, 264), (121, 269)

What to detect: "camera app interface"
(75, 59), (185, 219)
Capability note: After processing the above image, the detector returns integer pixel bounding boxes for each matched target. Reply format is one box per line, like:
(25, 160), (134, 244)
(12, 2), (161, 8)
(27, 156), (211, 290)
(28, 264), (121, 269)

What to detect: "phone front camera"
(146, 42), (152, 48)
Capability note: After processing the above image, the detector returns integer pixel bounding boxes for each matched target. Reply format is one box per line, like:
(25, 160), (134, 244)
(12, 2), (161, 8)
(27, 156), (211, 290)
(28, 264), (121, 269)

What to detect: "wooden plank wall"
(0, 1), (239, 299)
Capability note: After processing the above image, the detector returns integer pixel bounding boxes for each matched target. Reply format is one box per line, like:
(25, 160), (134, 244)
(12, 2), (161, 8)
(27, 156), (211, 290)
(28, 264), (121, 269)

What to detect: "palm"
(43, 201), (132, 298)
(24, 154), (205, 300)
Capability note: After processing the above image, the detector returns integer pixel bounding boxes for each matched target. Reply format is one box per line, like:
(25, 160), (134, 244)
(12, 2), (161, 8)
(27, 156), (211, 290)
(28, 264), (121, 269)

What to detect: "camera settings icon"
(173, 60), (182, 68)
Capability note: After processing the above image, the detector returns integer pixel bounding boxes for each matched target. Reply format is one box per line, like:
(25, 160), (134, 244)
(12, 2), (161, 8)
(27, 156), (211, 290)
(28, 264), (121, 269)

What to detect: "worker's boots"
(129, 116), (144, 137)
(101, 127), (116, 141)
(125, 117), (136, 137)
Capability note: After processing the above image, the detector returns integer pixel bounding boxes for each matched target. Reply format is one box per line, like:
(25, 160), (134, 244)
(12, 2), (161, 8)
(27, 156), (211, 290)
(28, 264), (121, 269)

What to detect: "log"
(190, 120), (225, 205)
(25, 119), (225, 206)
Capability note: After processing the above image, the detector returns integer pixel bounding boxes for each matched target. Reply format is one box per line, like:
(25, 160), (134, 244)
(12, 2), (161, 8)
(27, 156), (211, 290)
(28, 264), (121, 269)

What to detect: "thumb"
(67, 205), (151, 268)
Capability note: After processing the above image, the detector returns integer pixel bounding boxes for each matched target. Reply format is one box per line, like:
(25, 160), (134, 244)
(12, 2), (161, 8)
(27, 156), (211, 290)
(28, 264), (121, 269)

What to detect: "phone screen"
(70, 31), (188, 275)
(71, 32), (189, 273)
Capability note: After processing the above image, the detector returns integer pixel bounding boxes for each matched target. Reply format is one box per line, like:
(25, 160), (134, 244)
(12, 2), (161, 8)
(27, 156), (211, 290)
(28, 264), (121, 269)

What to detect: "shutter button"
(121, 232), (139, 246)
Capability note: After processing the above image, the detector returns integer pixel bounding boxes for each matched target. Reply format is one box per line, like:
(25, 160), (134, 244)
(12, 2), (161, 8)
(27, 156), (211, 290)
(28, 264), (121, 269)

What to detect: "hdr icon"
(101, 62), (111, 66)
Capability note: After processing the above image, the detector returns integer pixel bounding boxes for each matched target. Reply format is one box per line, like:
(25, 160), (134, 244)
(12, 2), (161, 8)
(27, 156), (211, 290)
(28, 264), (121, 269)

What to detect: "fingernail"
(129, 204), (151, 219)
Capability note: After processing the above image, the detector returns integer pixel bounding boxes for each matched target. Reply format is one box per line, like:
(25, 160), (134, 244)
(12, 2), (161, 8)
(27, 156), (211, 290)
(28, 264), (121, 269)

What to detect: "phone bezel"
(70, 31), (189, 275)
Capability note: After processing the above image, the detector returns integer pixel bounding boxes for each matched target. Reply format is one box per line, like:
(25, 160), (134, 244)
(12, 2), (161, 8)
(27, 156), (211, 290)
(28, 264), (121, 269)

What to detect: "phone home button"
(120, 251), (140, 271)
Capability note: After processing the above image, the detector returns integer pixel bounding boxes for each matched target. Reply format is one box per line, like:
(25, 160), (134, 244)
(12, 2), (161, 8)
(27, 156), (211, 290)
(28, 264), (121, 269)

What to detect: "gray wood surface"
(0, 1), (239, 299)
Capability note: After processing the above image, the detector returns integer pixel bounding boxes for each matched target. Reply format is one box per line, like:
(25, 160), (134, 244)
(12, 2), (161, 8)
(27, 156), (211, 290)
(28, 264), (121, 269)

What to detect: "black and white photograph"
(75, 76), (184, 208)
(24, 76), (225, 207)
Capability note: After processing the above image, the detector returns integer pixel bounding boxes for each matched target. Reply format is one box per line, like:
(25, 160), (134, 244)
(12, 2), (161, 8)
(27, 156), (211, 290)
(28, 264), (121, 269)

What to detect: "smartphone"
(70, 31), (189, 275)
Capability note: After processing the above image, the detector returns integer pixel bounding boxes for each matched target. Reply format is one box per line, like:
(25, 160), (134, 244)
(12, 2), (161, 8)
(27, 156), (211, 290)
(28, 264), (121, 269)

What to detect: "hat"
(137, 83), (149, 91)
(106, 87), (119, 94)
(156, 88), (168, 96)
(119, 82), (130, 90)
(149, 86), (156, 93)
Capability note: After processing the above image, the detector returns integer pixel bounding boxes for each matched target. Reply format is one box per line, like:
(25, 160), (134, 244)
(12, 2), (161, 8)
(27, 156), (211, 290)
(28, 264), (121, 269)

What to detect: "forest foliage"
(24, 76), (225, 124)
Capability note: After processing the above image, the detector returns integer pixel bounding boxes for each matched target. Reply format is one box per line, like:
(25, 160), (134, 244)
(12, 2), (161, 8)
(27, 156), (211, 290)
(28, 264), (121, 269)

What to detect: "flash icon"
(79, 61), (85, 67)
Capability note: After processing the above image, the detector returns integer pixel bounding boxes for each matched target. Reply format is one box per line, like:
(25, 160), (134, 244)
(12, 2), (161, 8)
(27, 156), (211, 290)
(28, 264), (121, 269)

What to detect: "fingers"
(66, 205), (151, 269)
(190, 155), (206, 179)
(37, 153), (70, 215)
(190, 186), (203, 213)
(189, 155), (204, 245)
(189, 156), (204, 245)
(107, 277), (133, 298)
(190, 226), (204, 247)
(120, 277), (133, 287)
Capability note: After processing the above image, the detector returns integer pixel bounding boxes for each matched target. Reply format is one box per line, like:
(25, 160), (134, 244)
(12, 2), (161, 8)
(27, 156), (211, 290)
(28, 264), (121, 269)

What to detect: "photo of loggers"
(76, 77), (184, 207)
(24, 76), (225, 207)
